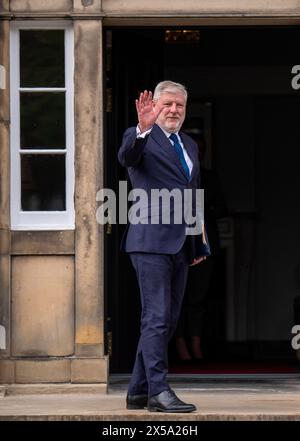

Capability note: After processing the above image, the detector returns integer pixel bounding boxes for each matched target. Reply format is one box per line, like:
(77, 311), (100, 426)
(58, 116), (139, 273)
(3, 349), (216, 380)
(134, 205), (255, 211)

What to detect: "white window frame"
(10, 21), (75, 230)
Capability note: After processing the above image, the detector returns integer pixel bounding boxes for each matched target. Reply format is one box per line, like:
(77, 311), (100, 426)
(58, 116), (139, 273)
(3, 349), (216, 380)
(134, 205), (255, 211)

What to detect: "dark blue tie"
(169, 133), (190, 179)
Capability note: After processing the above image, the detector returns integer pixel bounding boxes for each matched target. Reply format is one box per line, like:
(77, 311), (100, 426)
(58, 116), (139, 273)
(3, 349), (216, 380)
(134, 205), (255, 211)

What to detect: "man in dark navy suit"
(118, 81), (208, 413)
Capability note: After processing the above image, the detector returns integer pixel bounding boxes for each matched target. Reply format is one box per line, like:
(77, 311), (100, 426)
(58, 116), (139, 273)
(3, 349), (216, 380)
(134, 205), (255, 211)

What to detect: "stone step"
(0, 388), (300, 420)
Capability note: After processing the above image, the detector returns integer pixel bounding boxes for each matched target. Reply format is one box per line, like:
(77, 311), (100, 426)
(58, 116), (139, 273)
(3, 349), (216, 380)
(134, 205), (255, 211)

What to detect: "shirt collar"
(157, 124), (180, 141)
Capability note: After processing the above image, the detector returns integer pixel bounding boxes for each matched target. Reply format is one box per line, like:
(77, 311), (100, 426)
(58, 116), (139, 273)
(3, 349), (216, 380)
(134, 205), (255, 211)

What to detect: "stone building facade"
(1, 0), (300, 390)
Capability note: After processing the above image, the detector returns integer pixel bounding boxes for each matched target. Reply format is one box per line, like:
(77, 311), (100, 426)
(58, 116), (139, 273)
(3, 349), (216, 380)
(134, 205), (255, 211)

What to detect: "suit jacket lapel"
(179, 131), (199, 182)
(179, 132), (199, 181)
(151, 124), (189, 181)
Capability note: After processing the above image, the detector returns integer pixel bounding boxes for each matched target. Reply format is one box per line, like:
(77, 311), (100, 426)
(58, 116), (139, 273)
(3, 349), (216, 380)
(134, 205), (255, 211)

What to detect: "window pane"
(20, 30), (65, 87)
(21, 155), (66, 211)
(20, 92), (65, 149)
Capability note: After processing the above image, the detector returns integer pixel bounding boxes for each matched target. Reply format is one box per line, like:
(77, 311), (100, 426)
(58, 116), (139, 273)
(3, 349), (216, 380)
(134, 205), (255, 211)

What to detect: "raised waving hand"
(136, 90), (164, 133)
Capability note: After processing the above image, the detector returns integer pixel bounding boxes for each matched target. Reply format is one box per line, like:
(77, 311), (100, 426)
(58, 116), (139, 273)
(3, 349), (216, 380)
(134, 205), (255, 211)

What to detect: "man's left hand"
(189, 256), (207, 266)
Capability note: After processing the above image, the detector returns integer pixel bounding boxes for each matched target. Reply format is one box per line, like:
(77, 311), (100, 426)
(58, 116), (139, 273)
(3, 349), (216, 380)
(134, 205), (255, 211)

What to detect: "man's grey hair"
(153, 80), (188, 101)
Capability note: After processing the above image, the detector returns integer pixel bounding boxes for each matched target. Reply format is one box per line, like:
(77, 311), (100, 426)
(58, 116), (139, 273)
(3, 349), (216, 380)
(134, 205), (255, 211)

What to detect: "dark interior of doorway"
(104, 26), (300, 375)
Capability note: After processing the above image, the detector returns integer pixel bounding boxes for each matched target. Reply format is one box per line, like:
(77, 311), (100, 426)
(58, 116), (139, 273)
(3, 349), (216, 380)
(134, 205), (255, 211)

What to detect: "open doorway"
(104, 26), (300, 376)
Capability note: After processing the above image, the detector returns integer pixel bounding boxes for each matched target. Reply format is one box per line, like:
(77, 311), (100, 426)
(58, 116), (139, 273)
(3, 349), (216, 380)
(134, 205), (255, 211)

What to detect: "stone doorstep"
(0, 388), (300, 420)
(0, 413), (300, 422)
(1, 383), (107, 396)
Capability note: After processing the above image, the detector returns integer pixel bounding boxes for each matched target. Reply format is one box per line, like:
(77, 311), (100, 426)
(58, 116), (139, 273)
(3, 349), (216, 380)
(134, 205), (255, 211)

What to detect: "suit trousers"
(128, 239), (190, 397)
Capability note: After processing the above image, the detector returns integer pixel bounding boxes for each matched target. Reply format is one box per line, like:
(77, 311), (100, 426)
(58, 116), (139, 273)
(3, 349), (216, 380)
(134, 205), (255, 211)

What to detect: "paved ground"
(0, 378), (300, 420)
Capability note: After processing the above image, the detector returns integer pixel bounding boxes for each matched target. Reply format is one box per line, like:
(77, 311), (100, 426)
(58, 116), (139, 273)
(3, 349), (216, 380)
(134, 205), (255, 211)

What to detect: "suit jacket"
(118, 123), (210, 262)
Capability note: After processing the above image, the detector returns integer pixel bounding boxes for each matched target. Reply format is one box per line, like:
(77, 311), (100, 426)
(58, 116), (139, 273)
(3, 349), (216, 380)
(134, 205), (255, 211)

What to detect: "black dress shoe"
(148, 389), (196, 413)
(126, 393), (148, 409)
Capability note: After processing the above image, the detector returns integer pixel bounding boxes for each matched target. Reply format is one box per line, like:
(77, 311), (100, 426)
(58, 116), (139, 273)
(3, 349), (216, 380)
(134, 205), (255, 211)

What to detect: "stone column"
(0, 9), (13, 383)
(73, 18), (107, 381)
